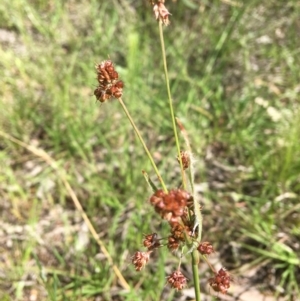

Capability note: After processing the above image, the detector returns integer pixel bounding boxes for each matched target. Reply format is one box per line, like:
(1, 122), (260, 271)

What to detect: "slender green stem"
(158, 21), (201, 301)
(192, 250), (201, 301)
(183, 228), (202, 301)
(158, 21), (186, 190)
(188, 154), (203, 243)
(118, 98), (168, 193)
(176, 118), (203, 243)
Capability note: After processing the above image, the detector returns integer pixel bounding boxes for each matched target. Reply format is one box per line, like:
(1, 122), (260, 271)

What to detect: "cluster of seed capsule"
(150, 0), (171, 26)
(149, 189), (191, 224)
(131, 251), (151, 272)
(209, 268), (231, 294)
(166, 270), (188, 291)
(197, 241), (214, 255)
(94, 60), (124, 102)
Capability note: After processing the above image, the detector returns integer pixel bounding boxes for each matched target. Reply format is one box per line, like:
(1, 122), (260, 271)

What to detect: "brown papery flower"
(197, 242), (214, 255)
(208, 268), (231, 294)
(167, 270), (188, 290)
(149, 189), (191, 223)
(94, 60), (124, 102)
(132, 251), (151, 271)
(152, 1), (171, 26)
(143, 233), (161, 250)
(167, 235), (181, 251)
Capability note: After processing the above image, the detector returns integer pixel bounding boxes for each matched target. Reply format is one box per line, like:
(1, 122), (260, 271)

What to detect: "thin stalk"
(118, 98), (168, 192)
(158, 22), (201, 301)
(192, 250), (201, 301)
(158, 21), (186, 189)
(182, 226), (201, 301)
(176, 118), (203, 242)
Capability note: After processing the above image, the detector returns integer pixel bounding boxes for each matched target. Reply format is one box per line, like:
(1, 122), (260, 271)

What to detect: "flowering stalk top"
(94, 60), (124, 102)
(150, 1), (171, 26)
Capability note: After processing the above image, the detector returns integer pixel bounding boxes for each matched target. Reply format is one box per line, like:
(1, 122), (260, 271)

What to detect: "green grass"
(1, 0), (300, 300)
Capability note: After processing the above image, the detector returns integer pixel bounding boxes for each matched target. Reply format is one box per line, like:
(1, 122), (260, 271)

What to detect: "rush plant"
(93, 1), (231, 300)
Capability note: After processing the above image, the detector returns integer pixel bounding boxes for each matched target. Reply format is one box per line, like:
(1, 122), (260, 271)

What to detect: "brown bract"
(177, 150), (190, 169)
(94, 60), (124, 102)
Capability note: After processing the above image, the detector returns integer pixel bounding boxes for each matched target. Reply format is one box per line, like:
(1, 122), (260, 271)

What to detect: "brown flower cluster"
(167, 270), (187, 290)
(149, 1), (171, 26)
(167, 223), (191, 251)
(167, 235), (180, 251)
(209, 268), (231, 294)
(94, 60), (124, 102)
(143, 233), (161, 251)
(132, 233), (162, 270)
(131, 251), (151, 271)
(149, 189), (191, 223)
(197, 242), (214, 255)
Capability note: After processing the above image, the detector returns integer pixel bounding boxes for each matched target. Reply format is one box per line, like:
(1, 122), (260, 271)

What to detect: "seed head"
(167, 235), (181, 251)
(197, 242), (214, 255)
(167, 270), (188, 290)
(94, 60), (124, 102)
(143, 233), (161, 250)
(152, 1), (171, 26)
(170, 223), (188, 241)
(167, 222), (191, 251)
(208, 268), (231, 294)
(132, 251), (151, 271)
(149, 189), (191, 223)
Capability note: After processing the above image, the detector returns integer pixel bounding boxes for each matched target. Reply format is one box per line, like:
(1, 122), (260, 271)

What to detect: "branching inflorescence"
(93, 1), (231, 299)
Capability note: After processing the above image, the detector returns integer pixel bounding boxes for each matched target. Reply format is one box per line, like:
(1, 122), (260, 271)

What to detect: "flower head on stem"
(208, 268), (232, 294)
(150, 1), (171, 26)
(94, 60), (124, 102)
(197, 241), (214, 255)
(143, 233), (161, 251)
(132, 251), (152, 271)
(167, 270), (188, 290)
(149, 189), (191, 223)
